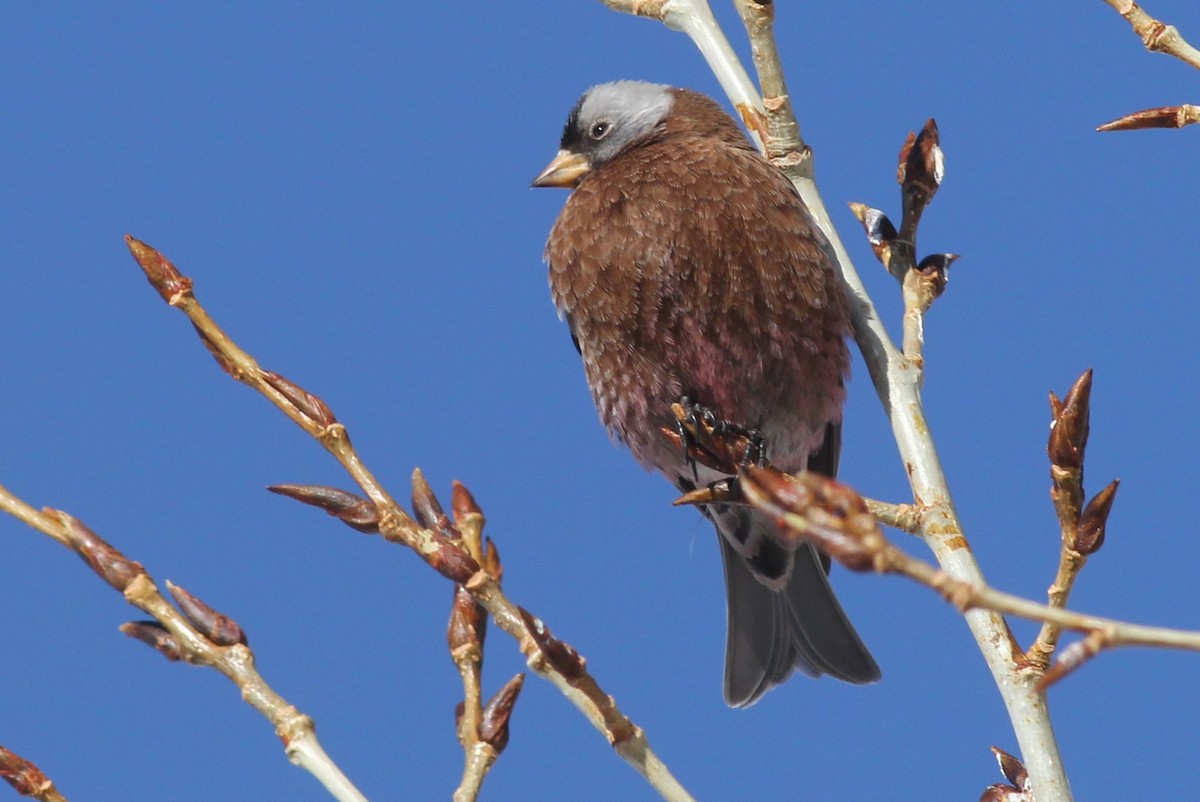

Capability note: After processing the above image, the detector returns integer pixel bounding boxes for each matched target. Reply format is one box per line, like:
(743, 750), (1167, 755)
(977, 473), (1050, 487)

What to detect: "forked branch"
(124, 236), (697, 802)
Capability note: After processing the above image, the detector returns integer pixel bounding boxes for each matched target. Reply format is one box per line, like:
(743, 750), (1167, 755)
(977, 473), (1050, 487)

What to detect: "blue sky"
(2, 3), (1198, 800)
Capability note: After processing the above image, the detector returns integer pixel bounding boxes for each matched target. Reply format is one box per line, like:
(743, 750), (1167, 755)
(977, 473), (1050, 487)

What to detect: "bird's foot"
(673, 396), (705, 482)
(730, 424), (767, 468)
(671, 397), (769, 475)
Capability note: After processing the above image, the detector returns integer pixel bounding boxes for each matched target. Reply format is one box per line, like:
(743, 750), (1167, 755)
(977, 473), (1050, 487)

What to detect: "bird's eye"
(589, 121), (611, 140)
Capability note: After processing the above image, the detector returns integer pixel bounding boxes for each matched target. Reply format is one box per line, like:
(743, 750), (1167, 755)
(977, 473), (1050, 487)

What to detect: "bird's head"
(532, 80), (674, 189)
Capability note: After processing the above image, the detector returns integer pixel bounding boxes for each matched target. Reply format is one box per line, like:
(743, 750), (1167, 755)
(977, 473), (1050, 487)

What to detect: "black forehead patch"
(559, 95), (585, 151)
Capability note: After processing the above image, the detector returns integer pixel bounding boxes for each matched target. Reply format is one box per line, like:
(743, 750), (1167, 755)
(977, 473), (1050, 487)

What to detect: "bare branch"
(864, 498), (924, 535)
(0, 486), (368, 802)
(447, 492), (502, 800)
(736, 465), (1200, 657)
(124, 236), (697, 802)
(1099, 0), (1200, 70)
(612, 2), (1071, 797)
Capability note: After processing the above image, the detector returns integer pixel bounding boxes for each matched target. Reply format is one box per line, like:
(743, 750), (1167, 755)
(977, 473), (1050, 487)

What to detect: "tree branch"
(1099, 0), (1200, 70)
(123, 236), (697, 802)
(0, 483), (368, 802)
(599, 1), (1074, 798)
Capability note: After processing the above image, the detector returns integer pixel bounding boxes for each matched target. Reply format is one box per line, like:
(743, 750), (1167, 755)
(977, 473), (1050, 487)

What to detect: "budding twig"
(0, 484), (367, 802)
(444, 486), (511, 802)
(1098, 0), (1200, 71)
(1028, 371), (1121, 669)
(852, 121), (952, 371)
(124, 236), (695, 802)
(450, 582), (489, 802)
(863, 498), (924, 535)
(673, 407), (1200, 708)
(1095, 1), (1200, 132)
(0, 745), (68, 802)
(735, 462), (1200, 669)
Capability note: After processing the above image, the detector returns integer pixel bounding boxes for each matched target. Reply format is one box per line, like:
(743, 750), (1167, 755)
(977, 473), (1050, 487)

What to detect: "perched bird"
(533, 81), (879, 706)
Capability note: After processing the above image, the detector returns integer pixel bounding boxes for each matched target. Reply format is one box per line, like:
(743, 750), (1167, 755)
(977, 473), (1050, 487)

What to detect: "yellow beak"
(531, 149), (591, 188)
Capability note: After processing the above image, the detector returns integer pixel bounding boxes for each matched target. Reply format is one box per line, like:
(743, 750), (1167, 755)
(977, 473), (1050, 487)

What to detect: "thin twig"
(123, 236), (697, 802)
(718, 4), (1069, 800)
(450, 585), (489, 802)
(738, 466), (1200, 664)
(1029, 372), (1095, 668)
(454, 744), (498, 802)
(0, 483), (368, 802)
(864, 498), (923, 534)
(1099, 0), (1200, 70)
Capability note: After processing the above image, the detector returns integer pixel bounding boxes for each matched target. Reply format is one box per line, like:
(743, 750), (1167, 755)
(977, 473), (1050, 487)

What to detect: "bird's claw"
(674, 396), (703, 482)
(669, 397), (770, 475)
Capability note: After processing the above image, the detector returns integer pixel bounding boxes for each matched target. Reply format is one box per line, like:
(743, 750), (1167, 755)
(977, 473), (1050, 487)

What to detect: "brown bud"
(450, 480), (486, 561)
(453, 701), (467, 745)
(518, 607), (586, 680)
(124, 235), (194, 304)
(1047, 391), (1063, 420)
(991, 746), (1029, 789)
(915, 253), (959, 300)
(1097, 104), (1200, 132)
(896, 120), (944, 248)
(848, 202), (897, 267)
(267, 484), (380, 533)
(57, 511), (145, 592)
(1048, 369), (1093, 470)
(448, 585), (486, 655)
(479, 673), (525, 753)
(261, 371), (337, 427)
(167, 581), (247, 646)
(979, 785), (1026, 802)
(672, 479), (742, 508)
(411, 469), (450, 533)
(739, 467), (885, 572)
(120, 620), (184, 661)
(1075, 479), (1119, 555)
(897, 119), (943, 199)
(0, 745), (56, 798)
(451, 480), (484, 524)
(482, 538), (503, 584)
(428, 534), (481, 584)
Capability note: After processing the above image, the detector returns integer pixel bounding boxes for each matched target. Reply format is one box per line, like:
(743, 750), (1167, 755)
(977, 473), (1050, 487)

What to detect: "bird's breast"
(545, 139), (850, 474)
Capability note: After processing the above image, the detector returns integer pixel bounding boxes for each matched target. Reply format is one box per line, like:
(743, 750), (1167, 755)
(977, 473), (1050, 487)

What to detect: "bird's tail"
(716, 505), (880, 707)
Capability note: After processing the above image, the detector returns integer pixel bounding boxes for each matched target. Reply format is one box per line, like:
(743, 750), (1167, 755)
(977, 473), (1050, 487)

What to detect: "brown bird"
(533, 81), (879, 706)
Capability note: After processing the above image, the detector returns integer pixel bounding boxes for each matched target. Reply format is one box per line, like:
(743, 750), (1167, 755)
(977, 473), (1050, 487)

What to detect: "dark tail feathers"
(717, 507), (879, 707)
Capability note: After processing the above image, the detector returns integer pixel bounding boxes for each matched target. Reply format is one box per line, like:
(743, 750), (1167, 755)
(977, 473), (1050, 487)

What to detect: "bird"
(533, 80), (879, 707)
